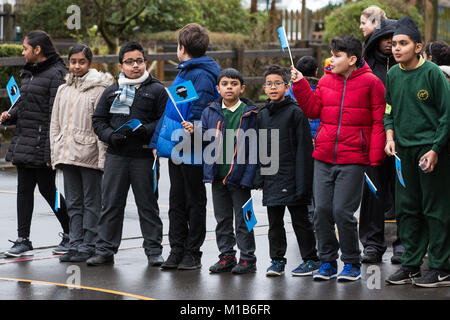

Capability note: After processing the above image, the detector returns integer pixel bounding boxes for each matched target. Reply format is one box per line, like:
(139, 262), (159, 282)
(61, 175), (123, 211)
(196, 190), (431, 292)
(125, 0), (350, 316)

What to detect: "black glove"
(109, 133), (127, 148)
(132, 126), (147, 140)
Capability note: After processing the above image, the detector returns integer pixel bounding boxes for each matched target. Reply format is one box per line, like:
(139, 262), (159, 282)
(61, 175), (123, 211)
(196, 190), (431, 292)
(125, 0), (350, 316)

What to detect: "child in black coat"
(255, 65), (319, 277)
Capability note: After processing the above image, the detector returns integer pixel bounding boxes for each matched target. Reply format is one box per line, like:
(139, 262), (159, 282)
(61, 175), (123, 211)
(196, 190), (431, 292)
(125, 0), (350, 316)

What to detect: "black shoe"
(391, 244), (404, 264)
(4, 238), (33, 257)
(413, 269), (450, 288)
(86, 254), (114, 266)
(231, 259), (257, 274)
(59, 249), (77, 262)
(361, 252), (382, 263)
(178, 253), (202, 270)
(52, 232), (70, 254)
(209, 254), (237, 273)
(391, 254), (402, 264)
(70, 251), (93, 262)
(161, 252), (183, 269)
(386, 267), (421, 285)
(148, 255), (164, 267)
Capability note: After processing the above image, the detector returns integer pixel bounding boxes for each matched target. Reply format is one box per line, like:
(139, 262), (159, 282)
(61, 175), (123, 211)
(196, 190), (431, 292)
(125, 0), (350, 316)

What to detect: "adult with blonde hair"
(360, 5), (387, 39)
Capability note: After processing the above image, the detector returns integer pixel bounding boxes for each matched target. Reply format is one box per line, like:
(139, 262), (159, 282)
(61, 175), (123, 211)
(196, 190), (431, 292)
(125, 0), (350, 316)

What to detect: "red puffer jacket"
(292, 62), (386, 166)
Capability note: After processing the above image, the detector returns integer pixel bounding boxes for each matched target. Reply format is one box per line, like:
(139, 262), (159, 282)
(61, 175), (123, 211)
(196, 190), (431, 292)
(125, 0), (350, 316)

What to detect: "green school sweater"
(218, 101), (246, 180)
(384, 59), (450, 154)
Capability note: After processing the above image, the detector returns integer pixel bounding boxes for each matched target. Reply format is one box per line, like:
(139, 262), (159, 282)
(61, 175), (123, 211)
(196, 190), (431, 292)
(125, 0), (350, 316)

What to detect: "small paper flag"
(242, 198), (257, 232)
(394, 154), (406, 188)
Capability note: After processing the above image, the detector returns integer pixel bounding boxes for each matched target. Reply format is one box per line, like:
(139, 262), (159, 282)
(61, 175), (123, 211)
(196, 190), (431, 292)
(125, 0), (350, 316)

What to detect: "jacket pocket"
(360, 130), (367, 155)
(70, 133), (99, 165)
(314, 126), (323, 149)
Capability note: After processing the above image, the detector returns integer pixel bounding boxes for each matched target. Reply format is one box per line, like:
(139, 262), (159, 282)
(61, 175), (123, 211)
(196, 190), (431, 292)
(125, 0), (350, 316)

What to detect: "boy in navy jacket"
(150, 23), (220, 270)
(202, 68), (259, 274)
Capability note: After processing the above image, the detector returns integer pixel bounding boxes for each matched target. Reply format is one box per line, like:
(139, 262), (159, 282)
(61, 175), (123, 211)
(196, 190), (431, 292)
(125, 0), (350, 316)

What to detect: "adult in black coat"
(0, 30), (70, 257)
(360, 19), (403, 264)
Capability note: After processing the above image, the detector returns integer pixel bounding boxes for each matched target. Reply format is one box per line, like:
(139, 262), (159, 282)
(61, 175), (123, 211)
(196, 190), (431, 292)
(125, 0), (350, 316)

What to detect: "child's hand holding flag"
(290, 65), (304, 83)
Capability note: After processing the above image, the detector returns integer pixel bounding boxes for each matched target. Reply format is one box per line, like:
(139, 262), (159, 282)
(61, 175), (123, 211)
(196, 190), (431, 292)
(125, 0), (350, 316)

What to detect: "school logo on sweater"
(417, 89), (429, 101)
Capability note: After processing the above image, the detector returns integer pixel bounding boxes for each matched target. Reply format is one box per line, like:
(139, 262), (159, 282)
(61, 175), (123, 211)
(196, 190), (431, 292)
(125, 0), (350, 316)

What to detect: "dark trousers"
(16, 166), (70, 238)
(313, 160), (365, 264)
(395, 145), (450, 270)
(95, 154), (163, 257)
(211, 181), (256, 263)
(267, 205), (318, 262)
(168, 160), (206, 257)
(62, 164), (102, 254)
(360, 157), (402, 256)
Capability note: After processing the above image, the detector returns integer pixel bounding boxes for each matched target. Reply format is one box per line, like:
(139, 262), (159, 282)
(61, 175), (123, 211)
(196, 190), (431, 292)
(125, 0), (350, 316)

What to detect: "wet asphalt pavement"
(0, 159), (448, 304)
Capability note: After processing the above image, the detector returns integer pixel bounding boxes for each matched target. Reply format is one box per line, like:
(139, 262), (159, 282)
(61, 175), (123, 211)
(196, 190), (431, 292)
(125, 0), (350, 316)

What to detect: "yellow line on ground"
(0, 277), (155, 300)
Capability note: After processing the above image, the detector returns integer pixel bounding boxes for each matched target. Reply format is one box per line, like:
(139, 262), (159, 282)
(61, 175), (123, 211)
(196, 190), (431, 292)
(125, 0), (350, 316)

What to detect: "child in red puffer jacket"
(291, 35), (386, 282)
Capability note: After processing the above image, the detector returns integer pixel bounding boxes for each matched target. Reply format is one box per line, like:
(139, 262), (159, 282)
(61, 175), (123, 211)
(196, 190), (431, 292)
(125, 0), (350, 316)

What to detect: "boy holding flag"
(202, 68), (259, 274)
(150, 23), (220, 270)
(384, 17), (450, 288)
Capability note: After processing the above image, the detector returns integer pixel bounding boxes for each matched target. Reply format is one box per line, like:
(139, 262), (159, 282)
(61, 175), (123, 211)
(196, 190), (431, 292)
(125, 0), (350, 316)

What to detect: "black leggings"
(17, 166), (70, 238)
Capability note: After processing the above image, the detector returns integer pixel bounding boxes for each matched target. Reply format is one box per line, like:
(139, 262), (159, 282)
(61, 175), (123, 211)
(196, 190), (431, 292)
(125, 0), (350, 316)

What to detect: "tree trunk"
(250, 0), (257, 13)
(430, 0), (438, 41)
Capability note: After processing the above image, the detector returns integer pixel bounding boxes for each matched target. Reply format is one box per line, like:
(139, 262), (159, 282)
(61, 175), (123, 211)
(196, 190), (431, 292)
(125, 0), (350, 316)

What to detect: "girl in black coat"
(0, 30), (70, 257)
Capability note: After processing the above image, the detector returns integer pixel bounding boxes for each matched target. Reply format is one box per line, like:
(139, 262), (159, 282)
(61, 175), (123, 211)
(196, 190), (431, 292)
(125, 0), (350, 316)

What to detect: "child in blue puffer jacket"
(150, 23), (220, 271)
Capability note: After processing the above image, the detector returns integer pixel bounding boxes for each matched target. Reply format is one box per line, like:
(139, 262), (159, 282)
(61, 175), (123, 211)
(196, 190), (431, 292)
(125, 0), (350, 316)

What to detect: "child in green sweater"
(384, 17), (450, 288)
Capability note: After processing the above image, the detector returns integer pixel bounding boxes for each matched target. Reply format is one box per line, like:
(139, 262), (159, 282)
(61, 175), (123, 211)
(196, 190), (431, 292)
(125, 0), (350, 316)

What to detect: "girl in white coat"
(50, 45), (114, 262)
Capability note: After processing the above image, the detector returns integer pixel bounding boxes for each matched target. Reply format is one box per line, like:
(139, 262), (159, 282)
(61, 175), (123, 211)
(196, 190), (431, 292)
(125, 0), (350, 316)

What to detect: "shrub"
(323, 0), (424, 43)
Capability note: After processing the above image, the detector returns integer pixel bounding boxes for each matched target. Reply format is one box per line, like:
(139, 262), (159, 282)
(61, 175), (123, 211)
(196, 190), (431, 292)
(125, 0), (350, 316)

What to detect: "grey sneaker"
(413, 269), (450, 288)
(386, 267), (421, 285)
(291, 260), (321, 276)
(148, 255), (164, 267)
(52, 232), (70, 254)
(4, 238), (34, 257)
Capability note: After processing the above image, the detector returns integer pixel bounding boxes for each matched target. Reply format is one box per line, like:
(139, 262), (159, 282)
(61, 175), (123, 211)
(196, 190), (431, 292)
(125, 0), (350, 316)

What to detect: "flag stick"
(281, 26), (295, 67)
(165, 88), (185, 122)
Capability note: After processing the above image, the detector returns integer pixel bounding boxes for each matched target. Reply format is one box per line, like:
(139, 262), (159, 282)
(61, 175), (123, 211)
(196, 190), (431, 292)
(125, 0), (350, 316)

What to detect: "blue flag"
(394, 154), (406, 188)
(364, 172), (378, 199)
(152, 157), (157, 193)
(6, 76), (20, 107)
(114, 118), (142, 133)
(277, 26), (289, 52)
(167, 80), (199, 105)
(242, 198), (257, 232)
(54, 188), (59, 212)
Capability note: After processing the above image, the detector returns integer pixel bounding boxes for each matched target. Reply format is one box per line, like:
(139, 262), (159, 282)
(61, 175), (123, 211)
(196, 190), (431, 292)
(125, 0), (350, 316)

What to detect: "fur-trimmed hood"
(64, 68), (114, 92)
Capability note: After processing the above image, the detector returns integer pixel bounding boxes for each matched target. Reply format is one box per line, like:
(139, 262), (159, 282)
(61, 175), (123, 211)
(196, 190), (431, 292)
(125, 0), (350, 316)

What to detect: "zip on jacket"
(334, 73), (351, 164)
(222, 110), (259, 185)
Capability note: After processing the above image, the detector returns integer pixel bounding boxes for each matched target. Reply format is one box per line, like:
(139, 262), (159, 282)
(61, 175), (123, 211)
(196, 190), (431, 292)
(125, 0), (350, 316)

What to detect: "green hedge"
(323, 0), (424, 43)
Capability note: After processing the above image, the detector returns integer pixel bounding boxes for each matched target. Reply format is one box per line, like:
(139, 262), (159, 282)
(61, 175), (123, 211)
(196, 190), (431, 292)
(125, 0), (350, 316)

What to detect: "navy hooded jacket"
(149, 56), (220, 164)
(201, 98), (259, 188)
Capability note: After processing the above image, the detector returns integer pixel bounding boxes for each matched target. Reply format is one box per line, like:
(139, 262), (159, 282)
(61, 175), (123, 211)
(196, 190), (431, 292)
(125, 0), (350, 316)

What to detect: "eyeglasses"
(123, 58), (145, 66)
(263, 81), (288, 88)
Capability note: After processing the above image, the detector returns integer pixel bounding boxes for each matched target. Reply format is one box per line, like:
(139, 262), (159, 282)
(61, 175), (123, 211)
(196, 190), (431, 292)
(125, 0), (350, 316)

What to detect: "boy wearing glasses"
(254, 65), (320, 277)
(87, 42), (168, 266)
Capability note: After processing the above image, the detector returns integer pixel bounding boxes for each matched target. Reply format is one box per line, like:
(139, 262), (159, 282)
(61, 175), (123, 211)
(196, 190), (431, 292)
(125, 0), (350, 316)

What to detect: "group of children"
(1, 15), (449, 289)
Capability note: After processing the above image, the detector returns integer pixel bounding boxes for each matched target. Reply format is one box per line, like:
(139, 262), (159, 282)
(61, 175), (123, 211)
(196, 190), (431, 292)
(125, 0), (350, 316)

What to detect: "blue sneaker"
(337, 264), (361, 281)
(266, 260), (285, 276)
(291, 260), (321, 276)
(312, 262), (338, 280)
